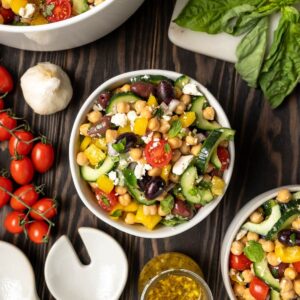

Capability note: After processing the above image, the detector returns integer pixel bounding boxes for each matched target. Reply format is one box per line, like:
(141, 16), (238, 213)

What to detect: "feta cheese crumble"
(111, 113), (127, 128)
(182, 83), (203, 96)
(134, 162), (152, 179)
(108, 171), (119, 185)
(172, 155), (194, 175)
(19, 3), (36, 19)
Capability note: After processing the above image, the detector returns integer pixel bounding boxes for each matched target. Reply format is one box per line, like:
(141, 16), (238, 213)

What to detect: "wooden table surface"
(1, 0), (300, 299)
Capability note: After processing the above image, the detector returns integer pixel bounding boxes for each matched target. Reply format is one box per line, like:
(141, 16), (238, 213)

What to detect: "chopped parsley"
(43, 3), (55, 17)
(164, 143), (171, 153)
(168, 120), (182, 138)
(110, 210), (122, 217)
(101, 196), (110, 207)
(112, 138), (126, 153)
(153, 107), (164, 118)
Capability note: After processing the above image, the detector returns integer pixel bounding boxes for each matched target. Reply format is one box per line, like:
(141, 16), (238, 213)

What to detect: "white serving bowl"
(221, 185), (300, 299)
(69, 69), (235, 239)
(0, 0), (144, 51)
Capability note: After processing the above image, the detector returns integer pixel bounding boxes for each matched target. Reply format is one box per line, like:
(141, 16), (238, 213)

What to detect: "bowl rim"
(69, 69), (235, 239)
(220, 185), (300, 300)
(0, 0), (115, 32)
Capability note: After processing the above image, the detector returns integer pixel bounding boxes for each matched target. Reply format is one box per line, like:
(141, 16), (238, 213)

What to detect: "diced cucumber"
(174, 75), (190, 89)
(263, 199), (277, 217)
(106, 92), (140, 113)
(81, 156), (117, 182)
(195, 128), (235, 173)
(270, 290), (280, 300)
(211, 148), (221, 169)
(181, 166), (213, 204)
(242, 204), (281, 236)
(254, 258), (280, 291)
(130, 75), (170, 85)
(72, 0), (88, 15)
(266, 208), (300, 240)
(293, 191), (300, 200)
(191, 96), (221, 131)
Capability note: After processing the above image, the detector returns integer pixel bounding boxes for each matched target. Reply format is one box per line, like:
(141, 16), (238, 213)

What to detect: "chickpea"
(140, 106), (152, 119)
(294, 279), (300, 295)
(186, 135), (198, 146)
(281, 290), (296, 300)
(175, 103), (186, 115)
(174, 86), (183, 99)
(125, 213), (135, 225)
(120, 84), (131, 93)
(247, 232), (259, 241)
(241, 236), (248, 245)
(129, 148), (142, 161)
(169, 173), (179, 183)
(180, 142), (190, 154)
(148, 167), (161, 177)
(143, 205), (151, 216)
(280, 278), (294, 292)
(171, 115), (179, 122)
(80, 123), (91, 136)
(191, 144), (202, 156)
(277, 189), (292, 203)
(148, 117), (160, 131)
(233, 284), (246, 297)
(267, 252), (280, 266)
(171, 150), (181, 163)
(168, 137), (182, 149)
(292, 217), (300, 230)
(180, 94), (191, 105)
(158, 205), (168, 217)
(159, 120), (171, 134)
(249, 211), (264, 224)
(152, 132), (161, 140)
(105, 129), (118, 143)
(76, 152), (88, 166)
(243, 288), (256, 300)
(87, 110), (102, 123)
(231, 241), (244, 256)
(259, 239), (274, 252)
(116, 102), (130, 114)
(284, 267), (297, 280)
(242, 269), (254, 283)
(118, 193), (131, 206)
(115, 186), (127, 195)
(138, 157), (147, 164)
(134, 100), (146, 114)
(143, 205), (157, 216)
(202, 106), (215, 120)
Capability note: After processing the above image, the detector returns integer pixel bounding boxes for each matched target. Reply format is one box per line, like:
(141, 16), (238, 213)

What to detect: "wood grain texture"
(1, 0), (300, 299)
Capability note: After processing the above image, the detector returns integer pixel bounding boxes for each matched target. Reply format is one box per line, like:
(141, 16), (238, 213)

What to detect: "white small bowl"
(221, 185), (300, 299)
(69, 69), (235, 239)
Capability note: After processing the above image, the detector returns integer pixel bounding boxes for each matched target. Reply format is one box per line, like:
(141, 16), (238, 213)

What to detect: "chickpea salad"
(230, 189), (300, 300)
(76, 74), (235, 230)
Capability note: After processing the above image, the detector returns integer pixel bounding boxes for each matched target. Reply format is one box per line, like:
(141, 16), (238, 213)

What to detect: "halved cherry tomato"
(230, 253), (252, 271)
(28, 221), (49, 244)
(4, 211), (27, 234)
(0, 7), (14, 24)
(144, 139), (172, 168)
(249, 277), (269, 300)
(9, 130), (34, 156)
(10, 184), (39, 211)
(293, 261), (300, 272)
(30, 198), (57, 220)
(46, 0), (71, 23)
(0, 99), (4, 110)
(217, 147), (230, 172)
(95, 188), (118, 212)
(0, 176), (13, 208)
(31, 142), (55, 173)
(0, 112), (17, 141)
(0, 66), (13, 94)
(10, 157), (35, 185)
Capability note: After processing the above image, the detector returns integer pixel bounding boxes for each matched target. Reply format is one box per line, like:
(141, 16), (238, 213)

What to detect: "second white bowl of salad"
(69, 69), (235, 238)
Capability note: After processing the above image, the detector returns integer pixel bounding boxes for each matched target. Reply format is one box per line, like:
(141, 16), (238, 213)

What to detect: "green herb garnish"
(112, 138), (126, 153)
(101, 196), (110, 207)
(164, 143), (171, 153)
(161, 215), (188, 227)
(160, 195), (174, 214)
(153, 107), (164, 118)
(243, 240), (264, 263)
(168, 120), (182, 138)
(110, 210), (122, 217)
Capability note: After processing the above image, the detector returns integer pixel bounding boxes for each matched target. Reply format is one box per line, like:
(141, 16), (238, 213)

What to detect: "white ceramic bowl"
(69, 69), (235, 238)
(221, 185), (300, 300)
(0, 0), (144, 51)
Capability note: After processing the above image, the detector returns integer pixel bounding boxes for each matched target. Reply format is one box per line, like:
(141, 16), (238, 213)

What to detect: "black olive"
(278, 229), (300, 246)
(172, 199), (194, 219)
(156, 80), (174, 104)
(138, 174), (151, 190)
(145, 176), (165, 200)
(115, 133), (138, 152)
(87, 116), (111, 137)
(131, 82), (156, 99)
(98, 91), (111, 109)
(269, 263), (289, 279)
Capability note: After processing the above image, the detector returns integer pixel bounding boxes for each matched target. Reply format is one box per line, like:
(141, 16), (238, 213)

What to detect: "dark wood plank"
(1, 0), (300, 299)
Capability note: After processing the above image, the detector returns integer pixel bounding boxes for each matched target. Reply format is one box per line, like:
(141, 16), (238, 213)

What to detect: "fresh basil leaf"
(161, 215), (188, 227)
(110, 210), (122, 217)
(160, 195), (174, 214)
(168, 120), (182, 138)
(243, 240), (264, 263)
(112, 138), (126, 153)
(101, 196), (110, 207)
(259, 6), (300, 108)
(235, 17), (269, 87)
(153, 107), (164, 118)
(123, 169), (137, 187)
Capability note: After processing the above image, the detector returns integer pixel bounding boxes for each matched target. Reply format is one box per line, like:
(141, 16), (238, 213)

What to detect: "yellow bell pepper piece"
(135, 205), (161, 230)
(97, 174), (114, 194)
(211, 176), (225, 196)
(80, 136), (92, 151)
(275, 241), (300, 263)
(110, 201), (139, 215)
(161, 164), (171, 182)
(118, 123), (132, 134)
(11, 0), (27, 14)
(147, 94), (158, 107)
(180, 112), (196, 128)
(31, 14), (48, 25)
(84, 144), (106, 166)
(133, 117), (148, 136)
(93, 138), (107, 151)
(1, 0), (12, 9)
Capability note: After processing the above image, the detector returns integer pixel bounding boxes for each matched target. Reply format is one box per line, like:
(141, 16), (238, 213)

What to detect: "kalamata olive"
(156, 80), (174, 104)
(115, 133), (138, 152)
(98, 91), (111, 109)
(145, 176), (165, 200)
(87, 116), (111, 137)
(131, 82), (156, 99)
(138, 174), (151, 190)
(172, 199), (193, 219)
(269, 263), (289, 279)
(278, 229), (300, 246)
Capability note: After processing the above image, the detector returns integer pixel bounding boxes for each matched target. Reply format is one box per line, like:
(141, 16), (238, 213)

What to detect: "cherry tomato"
(31, 142), (55, 173)
(95, 188), (118, 212)
(0, 66), (13, 94)
(144, 139), (172, 168)
(9, 130), (34, 156)
(46, 0), (71, 23)
(30, 198), (57, 220)
(217, 147), (230, 171)
(10, 184), (39, 211)
(293, 261), (300, 272)
(0, 112), (17, 141)
(230, 253), (252, 271)
(249, 277), (269, 300)
(0, 176), (13, 208)
(0, 99), (4, 110)
(10, 157), (35, 185)
(0, 7), (14, 24)
(4, 211), (27, 234)
(28, 221), (49, 244)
